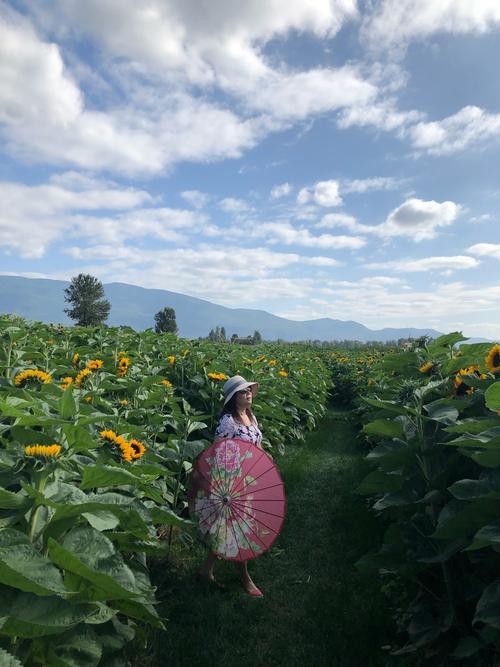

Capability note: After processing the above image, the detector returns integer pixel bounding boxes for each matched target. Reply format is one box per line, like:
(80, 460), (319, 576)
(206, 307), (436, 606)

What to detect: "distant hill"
(0, 275), (443, 343)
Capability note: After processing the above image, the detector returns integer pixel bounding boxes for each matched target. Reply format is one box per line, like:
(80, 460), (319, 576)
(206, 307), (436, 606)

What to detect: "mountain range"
(0, 275), (442, 342)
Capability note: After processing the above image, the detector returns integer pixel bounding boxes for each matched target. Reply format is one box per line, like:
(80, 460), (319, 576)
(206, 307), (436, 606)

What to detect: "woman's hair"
(219, 393), (255, 422)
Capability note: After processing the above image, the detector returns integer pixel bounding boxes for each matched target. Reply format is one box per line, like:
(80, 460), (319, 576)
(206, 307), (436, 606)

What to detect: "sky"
(0, 0), (499, 339)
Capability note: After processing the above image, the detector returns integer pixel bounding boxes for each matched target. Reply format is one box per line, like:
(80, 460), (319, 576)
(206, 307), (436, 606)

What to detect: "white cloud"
(219, 197), (252, 214)
(0, 10), (82, 126)
(0, 175), (153, 257)
(256, 221), (365, 249)
(367, 256), (480, 273)
(378, 198), (461, 241)
(270, 182), (292, 199)
(60, 242), (345, 306)
(468, 243), (500, 260)
(362, 0), (500, 54)
(337, 98), (423, 132)
(242, 66), (376, 121)
(275, 281), (500, 335)
(0, 3), (377, 174)
(408, 106), (500, 156)
(36, 0), (359, 88)
(469, 214), (493, 223)
(181, 190), (210, 209)
(316, 213), (358, 229)
(297, 180), (342, 207)
(341, 176), (405, 194)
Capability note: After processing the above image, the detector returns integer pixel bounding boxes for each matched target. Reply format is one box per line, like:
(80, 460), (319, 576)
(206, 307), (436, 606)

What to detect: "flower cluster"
(207, 372), (228, 381)
(99, 429), (146, 462)
(14, 369), (52, 386)
(25, 444), (61, 458)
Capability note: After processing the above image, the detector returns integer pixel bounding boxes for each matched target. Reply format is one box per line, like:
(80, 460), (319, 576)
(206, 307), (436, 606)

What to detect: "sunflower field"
(0, 316), (330, 665)
(358, 333), (500, 664)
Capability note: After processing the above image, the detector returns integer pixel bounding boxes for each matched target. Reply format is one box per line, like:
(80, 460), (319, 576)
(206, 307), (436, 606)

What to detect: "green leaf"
(0, 647), (24, 667)
(48, 626), (102, 667)
(60, 388), (77, 420)
(150, 507), (192, 528)
(434, 499), (500, 539)
(430, 332), (468, 350)
(474, 521), (500, 545)
(0, 591), (94, 637)
(452, 636), (483, 659)
(485, 382), (500, 412)
(357, 470), (403, 495)
(474, 579), (500, 628)
(363, 419), (404, 439)
(424, 399), (459, 425)
(82, 511), (120, 532)
(445, 418), (500, 434)
(48, 527), (144, 601)
(0, 488), (29, 510)
(80, 465), (139, 490)
(114, 599), (164, 629)
(0, 529), (68, 596)
(449, 472), (500, 500)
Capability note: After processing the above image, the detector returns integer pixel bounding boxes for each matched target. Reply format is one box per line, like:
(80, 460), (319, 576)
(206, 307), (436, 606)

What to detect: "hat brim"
(223, 381), (259, 406)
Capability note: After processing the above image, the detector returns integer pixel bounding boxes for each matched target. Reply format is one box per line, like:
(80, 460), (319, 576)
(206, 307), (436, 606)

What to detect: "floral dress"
(214, 413), (263, 448)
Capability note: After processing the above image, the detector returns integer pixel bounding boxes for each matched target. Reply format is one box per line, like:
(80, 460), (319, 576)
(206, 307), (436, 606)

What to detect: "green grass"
(130, 408), (393, 666)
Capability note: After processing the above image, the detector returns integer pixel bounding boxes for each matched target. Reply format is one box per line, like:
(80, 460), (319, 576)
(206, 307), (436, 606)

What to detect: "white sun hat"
(222, 375), (259, 407)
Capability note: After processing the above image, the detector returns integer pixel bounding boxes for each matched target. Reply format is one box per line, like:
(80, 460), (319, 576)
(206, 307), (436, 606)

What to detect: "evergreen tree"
(252, 330), (262, 344)
(64, 274), (111, 326)
(220, 326), (226, 342)
(154, 307), (178, 334)
(208, 328), (215, 341)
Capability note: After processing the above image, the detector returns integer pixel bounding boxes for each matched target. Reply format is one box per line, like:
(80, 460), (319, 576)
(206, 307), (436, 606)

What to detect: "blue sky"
(0, 0), (499, 338)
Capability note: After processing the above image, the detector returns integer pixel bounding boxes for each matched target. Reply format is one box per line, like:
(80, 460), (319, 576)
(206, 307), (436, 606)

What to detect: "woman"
(198, 374), (264, 598)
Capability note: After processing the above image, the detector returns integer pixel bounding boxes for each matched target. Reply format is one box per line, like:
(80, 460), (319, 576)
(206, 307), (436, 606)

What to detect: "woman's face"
(235, 387), (253, 411)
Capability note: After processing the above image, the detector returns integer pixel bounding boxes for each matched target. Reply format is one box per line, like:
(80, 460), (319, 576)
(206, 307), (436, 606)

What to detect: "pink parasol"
(188, 438), (286, 561)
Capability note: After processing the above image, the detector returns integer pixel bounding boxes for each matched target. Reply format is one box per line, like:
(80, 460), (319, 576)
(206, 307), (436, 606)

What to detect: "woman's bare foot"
(240, 575), (263, 597)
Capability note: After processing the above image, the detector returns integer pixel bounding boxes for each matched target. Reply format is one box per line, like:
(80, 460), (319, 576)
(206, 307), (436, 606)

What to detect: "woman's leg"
(198, 551), (218, 580)
(238, 560), (263, 596)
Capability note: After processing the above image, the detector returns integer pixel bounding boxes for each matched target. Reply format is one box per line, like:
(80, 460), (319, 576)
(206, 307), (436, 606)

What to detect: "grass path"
(133, 408), (392, 666)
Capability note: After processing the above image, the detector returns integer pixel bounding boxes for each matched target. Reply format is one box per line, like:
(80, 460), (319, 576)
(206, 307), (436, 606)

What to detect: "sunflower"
(419, 362), (433, 374)
(168, 355), (175, 366)
(207, 372), (228, 381)
(75, 367), (92, 387)
(119, 399), (129, 406)
(86, 359), (103, 371)
(128, 439), (146, 460)
(60, 376), (73, 390)
(454, 375), (474, 397)
(25, 444), (61, 458)
(268, 359), (277, 366)
(72, 353), (80, 368)
(161, 379), (173, 388)
(278, 369), (288, 377)
(117, 357), (130, 377)
(486, 345), (500, 373)
(14, 369), (52, 386)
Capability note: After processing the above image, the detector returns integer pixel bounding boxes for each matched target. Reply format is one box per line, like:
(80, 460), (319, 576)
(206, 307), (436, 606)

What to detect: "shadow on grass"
(130, 408), (392, 667)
